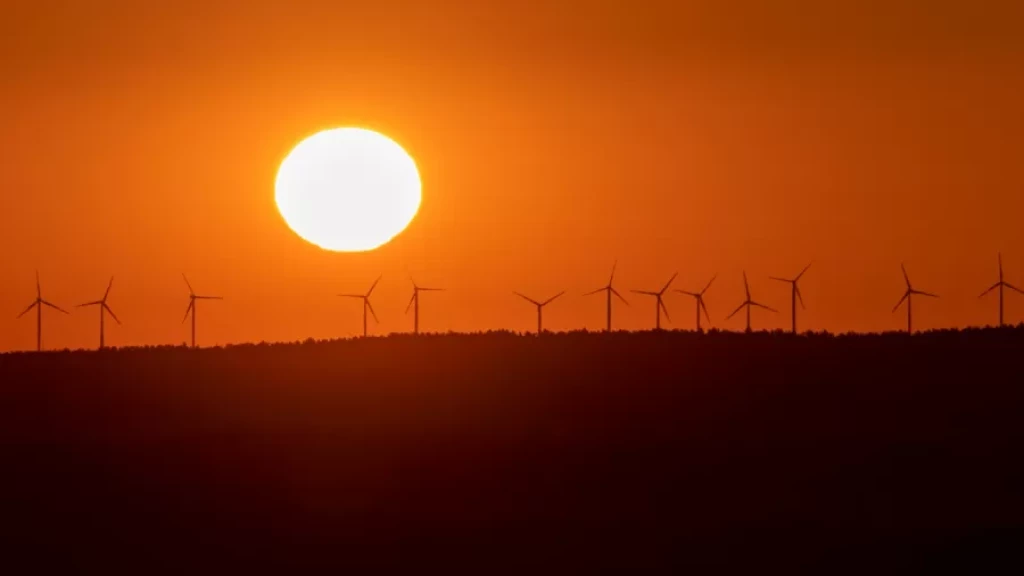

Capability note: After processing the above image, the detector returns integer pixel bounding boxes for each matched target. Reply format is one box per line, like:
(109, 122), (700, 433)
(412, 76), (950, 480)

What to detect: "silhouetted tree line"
(1, 328), (1023, 572)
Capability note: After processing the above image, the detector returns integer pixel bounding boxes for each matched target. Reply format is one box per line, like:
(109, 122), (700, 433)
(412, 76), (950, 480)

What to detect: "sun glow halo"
(275, 128), (422, 252)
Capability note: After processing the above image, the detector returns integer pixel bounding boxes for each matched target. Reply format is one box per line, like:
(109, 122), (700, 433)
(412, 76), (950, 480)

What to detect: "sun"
(275, 128), (422, 252)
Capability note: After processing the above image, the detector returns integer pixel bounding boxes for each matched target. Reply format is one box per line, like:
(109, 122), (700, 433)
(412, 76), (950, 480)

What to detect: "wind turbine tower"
(16, 272), (69, 352)
(514, 291), (565, 334)
(726, 272), (777, 333)
(406, 277), (444, 335)
(584, 261), (628, 332)
(675, 275), (716, 333)
(979, 253), (1023, 327)
(182, 275), (223, 348)
(892, 263), (938, 333)
(340, 275), (382, 337)
(770, 263), (812, 334)
(78, 277), (122, 349)
(632, 273), (677, 330)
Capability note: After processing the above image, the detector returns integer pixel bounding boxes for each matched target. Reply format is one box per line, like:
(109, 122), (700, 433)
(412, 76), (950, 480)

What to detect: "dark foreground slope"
(2, 329), (1023, 573)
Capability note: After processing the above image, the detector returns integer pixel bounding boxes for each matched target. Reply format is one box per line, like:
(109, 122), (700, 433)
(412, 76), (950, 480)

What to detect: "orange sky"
(2, 1), (1024, 351)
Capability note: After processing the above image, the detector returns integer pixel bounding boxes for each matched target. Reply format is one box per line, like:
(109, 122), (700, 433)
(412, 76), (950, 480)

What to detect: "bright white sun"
(275, 127), (422, 252)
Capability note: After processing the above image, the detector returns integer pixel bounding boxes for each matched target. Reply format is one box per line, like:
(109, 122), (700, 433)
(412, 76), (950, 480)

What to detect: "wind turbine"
(182, 274), (223, 348)
(406, 277), (444, 335)
(726, 272), (777, 333)
(16, 272), (69, 352)
(77, 277), (121, 349)
(675, 275), (716, 333)
(514, 291), (564, 334)
(979, 253), (1023, 327)
(893, 263), (938, 333)
(631, 273), (677, 330)
(584, 261), (628, 332)
(770, 263), (812, 334)
(340, 275), (381, 337)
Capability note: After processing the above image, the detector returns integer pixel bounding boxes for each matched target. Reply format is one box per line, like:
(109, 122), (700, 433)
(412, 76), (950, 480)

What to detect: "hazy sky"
(2, 1), (1023, 350)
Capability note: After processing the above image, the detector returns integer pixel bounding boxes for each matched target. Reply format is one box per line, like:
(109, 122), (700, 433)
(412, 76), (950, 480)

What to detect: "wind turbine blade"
(103, 277), (114, 301)
(700, 298), (712, 323)
(998, 252), (1003, 281)
(182, 300), (194, 323)
(16, 301), (38, 319)
(752, 301), (778, 313)
(769, 276), (789, 283)
(77, 301), (103, 308)
(104, 304), (122, 325)
(405, 292), (416, 314)
(659, 299), (671, 322)
(726, 302), (746, 320)
(366, 300), (379, 323)
(795, 285), (806, 309)
(631, 290), (657, 296)
(915, 290), (939, 298)
(743, 271), (751, 300)
(901, 263), (911, 288)
(420, 287), (444, 292)
(513, 292), (541, 306)
(182, 274), (195, 295)
(1005, 283), (1024, 296)
(659, 272), (678, 294)
(795, 262), (812, 281)
(196, 296), (223, 300)
(583, 287), (605, 296)
(42, 301), (70, 314)
(701, 274), (717, 295)
(36, 271), (41, 298)
(608, 260), (618, 285)
(542, 292), (565, 306)
(366, 275), (383, 297)
(675, 289), (698, 297)
(979, 283), (1000, 298)
(611, 288), (628, 305)
(892, 291), (909, 313)
(409, 274), (418, 290)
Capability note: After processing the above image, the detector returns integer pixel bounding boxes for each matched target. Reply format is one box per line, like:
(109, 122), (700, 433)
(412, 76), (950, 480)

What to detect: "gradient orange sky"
(2, 1), (1023, 351)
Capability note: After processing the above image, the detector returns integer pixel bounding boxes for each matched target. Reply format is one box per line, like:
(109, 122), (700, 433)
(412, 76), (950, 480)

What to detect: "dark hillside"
(2, 329), (1023, 572)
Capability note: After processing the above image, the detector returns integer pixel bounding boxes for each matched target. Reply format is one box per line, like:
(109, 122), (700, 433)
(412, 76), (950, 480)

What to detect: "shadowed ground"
(2, 329), (1023, 572)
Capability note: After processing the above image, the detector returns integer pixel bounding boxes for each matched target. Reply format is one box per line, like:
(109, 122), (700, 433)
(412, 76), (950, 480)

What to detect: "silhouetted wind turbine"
(675, 275), (716, 333)
(979, 253), (1022, 327)
(406, 277), (444, 335)
(893, 263), (937, 333)
(584, 261), (628, 332)
(770, 263), (812, 334)
(514, 291), (564, 334)
(340, 275), (381, 337)
(77, 277), (121, 349)
(16, 272), (69, 352)
(726, 272), (777, 333)
(182, 275), (223, 348)
(632, 273), (677, 330)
